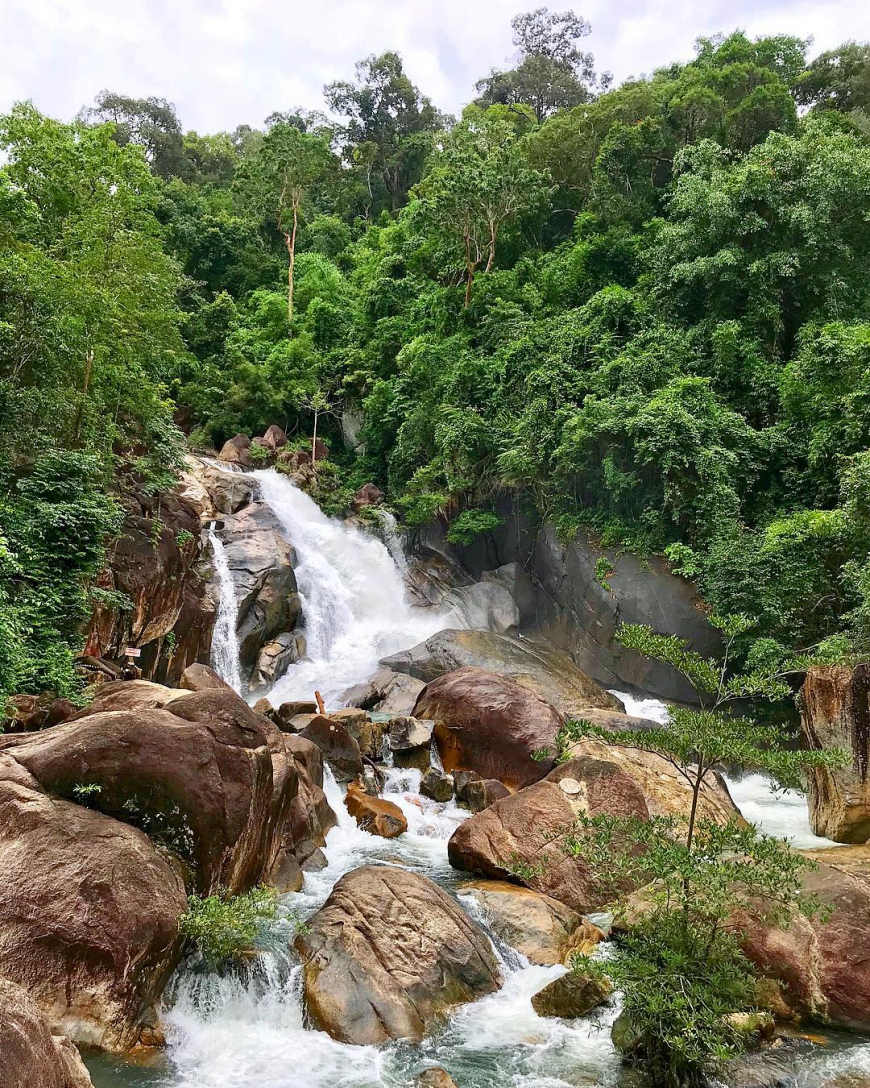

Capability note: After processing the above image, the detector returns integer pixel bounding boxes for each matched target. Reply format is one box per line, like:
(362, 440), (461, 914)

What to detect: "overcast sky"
(2, 0), (869, 133)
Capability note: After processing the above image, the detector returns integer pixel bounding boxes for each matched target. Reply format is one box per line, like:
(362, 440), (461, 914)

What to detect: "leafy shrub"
(179, 886), (278, 963)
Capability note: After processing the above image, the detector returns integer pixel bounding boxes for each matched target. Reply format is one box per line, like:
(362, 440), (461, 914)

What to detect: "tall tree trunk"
(73, 347), (94, 441)
(311, 405), (319, 470)
(284, 197), (299, 325)
(464, 263), (475, 307)
(485, 222), (498, 273)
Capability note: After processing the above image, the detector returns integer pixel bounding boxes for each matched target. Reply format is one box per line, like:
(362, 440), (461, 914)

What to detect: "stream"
(85, 471), (870, 1088)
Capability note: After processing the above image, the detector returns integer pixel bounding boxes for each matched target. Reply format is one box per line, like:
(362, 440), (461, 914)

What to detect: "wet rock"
(279, 735), (338, 871)
(456, 774), (510, 812)
(385, 628), (621, 717)
(330, 708), (384, 761)
(531, 970), (613, 1018)
(344, 781), (407, 838)
(447, 757), (650, 913)
(611, 1011), (643, 1055)
(300, 714), (364, 782)
(415, 666), (564, 789)
(439, 581), (520, 635)
(0, 755), (187, 1052)
(389, 715), (434, 769)
(251, 631), (304, 690)
(420, 767), (454, 802)
(800, 664), (870, 842)
(295, 865), (502, 1045)
(279, 700), (318, 720)
(218, 432), (252, 466)
(460, 881), (592, 966)
(414, 1069), (458, 1088)
(180, 662), (233, 692)
(213, 500), (301, 671)
(344, 667), (426, 716)
(0, 976), (95, 1087)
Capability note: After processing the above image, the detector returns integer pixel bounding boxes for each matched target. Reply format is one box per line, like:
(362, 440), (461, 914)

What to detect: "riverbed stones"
(414, 1069), (458, 1088)
(460, 881), (592, 965)
(385, 628), (621, 717)
(344, 667), (426, 715)
(420, 767), (454, 802)
(330, 707), (384, 761)
(453, 770), (510, 812)
(0, 976), (95, 1088)
(531, 970), (613, 1018)
(299, 714), (364, 782)
(344, 781), (407, 838)
(280, 735), (338, 870)
(800, 664), (870, 842)
(448, 756), (650, 912)
(415, 666), (564, 789)
(295, 865), (502, 1045)
(389, 714), (434, 769)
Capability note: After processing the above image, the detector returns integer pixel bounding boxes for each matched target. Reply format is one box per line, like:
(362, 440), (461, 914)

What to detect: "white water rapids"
(86, 472), (855, 1088)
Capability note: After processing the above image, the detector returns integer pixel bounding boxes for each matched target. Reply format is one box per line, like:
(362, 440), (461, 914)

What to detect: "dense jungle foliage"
(1, 12), (870, 699)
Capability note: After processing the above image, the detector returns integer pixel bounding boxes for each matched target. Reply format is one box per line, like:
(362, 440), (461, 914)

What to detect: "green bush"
(179, 886), (279, 963)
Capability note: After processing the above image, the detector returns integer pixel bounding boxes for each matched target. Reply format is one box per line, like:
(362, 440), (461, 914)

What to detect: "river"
(84, 471), (870, 1088)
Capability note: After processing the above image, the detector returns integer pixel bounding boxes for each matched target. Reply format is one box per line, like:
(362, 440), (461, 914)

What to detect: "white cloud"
(0, 0), (868, 132)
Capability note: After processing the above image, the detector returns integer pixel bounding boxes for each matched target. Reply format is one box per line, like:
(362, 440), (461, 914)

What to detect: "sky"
(1, 0), (869, 133)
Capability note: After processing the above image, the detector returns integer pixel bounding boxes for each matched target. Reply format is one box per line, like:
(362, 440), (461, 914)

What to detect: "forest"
(2, 10), (870, 702)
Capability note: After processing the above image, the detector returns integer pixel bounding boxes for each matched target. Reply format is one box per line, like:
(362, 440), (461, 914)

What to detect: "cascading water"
(208, 525), (243, 694)
(251, 469), (445, 707)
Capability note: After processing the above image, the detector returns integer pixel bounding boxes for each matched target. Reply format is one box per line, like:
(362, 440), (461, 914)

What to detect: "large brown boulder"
(448, 756), (650, 912)
(0, 755), (187, 1051)
(416, 666), (564, 789)
(83, 489), (215, 686)
(277, 735), (337, 871)
(344, 781), (407, 838)
(0, 976), (94, 1087)
(300, 714), (364, 782)
(738, 847), (870, 1031)
(260, 424), (288, 451)
(218, 432), (252, 466)
(180, 662), (233, 692)
(4, 687), (295, 896)
(385, 629), (621, 717)
(295, 865), (502, 1045)
(800, 664), (870, 842)
(460, 881), (591, 965)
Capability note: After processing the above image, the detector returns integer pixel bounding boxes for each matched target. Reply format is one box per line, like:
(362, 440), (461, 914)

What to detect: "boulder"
(0, 976), (94, 1087)
(182, 455), (254, 516)
(276, 735), (337, 871)
(415, 667), (564, 789)
(384, 629), (621, 717)
(68, 678), (186, 716)
(352, 483), (385, 510)
(300, 715), (364, 782)
(83, 489), (215, 686)
(251, 631), (304, 690)
(212, 500), (301, 671)
(0, 755), (187, 1051)
(447, 757), (650, 912)
(415, 1070), (458, 1088)
(218, 432), (252, 466)
(295, 865), (502, 1045)
(279, 700), (318, 720)
(1, 693), (77, 732)
(4, 687), (295, 896)
(180, 662), (233, 692)
(261, 424), (288, 451)
(737, 848), (870, 1032)
(420, 767), (454, 803)
(564, 733), (740, 826)
(460, 880), (591, 966)
(439, 581), (520, 635)
(330, 708), (384, 761)
(389, 715), (434, 751)
(344, 782), (407, 838)
(454, 771), (510, 812)
(344, 667), (426, 716)
(531, 970), (613, 1018)
(800, 664), (870, 842)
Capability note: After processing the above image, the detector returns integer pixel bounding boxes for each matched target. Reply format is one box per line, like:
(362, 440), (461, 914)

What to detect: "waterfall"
(251, 469), (445, 708)
(208, 525), (243, 694)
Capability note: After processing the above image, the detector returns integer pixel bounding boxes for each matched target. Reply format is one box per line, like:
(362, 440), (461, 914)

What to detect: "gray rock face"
(384, 629), (620, 718)
(439, 580), (520, 634)
(182, 456), (255, 517)
(251, 631), (305, 691)
(414, 507), (721, 703)
(213, 500), (301, 670)
(343, 667), (426, 716)
(295, 865), (502, 1045)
